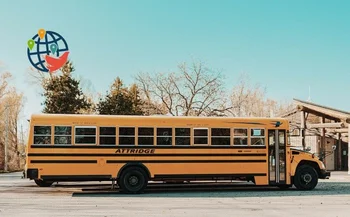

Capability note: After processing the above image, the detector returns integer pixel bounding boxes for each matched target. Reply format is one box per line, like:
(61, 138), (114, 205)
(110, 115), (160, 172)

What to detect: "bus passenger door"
(268, 130), (286, 185)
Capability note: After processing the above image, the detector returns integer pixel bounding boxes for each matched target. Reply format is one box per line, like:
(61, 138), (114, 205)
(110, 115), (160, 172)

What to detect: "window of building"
(119, 127), (135, 145)
(100, 127), (116, 145)
(233, 128), (248, 146)
(157, 128), (172, 146)
(194, 128), (208, 145)
(138, 127), (154, 146)
(251, 128), (265, 146)
(175, 128), (190, 145)
(211, 128), (230, 145)
(54, 126), (72, 145)
(292, 128), (300, 136)
(75, 126), (96, 144)
(33, 126), (51, 144)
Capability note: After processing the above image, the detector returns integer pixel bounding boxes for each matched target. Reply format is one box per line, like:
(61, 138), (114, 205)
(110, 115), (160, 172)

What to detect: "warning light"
(275, 121), (281, 127)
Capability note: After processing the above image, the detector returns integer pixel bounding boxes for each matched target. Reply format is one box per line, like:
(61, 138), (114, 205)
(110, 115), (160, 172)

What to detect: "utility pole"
(4, 102), (9, 172)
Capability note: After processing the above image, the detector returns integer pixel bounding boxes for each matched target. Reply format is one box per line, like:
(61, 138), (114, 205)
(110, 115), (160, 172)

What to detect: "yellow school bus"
(24, 114), (330, 193)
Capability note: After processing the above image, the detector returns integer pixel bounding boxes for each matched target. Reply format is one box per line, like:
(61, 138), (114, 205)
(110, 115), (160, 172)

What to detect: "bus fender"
(294, 160), (321, 177)
(117, 162), (151, 179)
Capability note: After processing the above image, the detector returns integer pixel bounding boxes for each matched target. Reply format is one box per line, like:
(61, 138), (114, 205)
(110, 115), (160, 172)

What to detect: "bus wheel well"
(117, 163), (151, 180)
(296, 160), (321, 177)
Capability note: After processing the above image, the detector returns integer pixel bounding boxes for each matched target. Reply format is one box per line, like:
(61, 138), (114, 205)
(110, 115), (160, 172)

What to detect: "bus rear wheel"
(293, 165), (318, 190)
(34, 179), (53, 187)
(119, 167), (148, 194)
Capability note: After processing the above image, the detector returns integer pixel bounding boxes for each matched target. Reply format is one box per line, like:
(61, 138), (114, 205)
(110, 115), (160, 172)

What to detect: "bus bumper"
(319, 169), (330, 179)
(25, 169), (39, 179)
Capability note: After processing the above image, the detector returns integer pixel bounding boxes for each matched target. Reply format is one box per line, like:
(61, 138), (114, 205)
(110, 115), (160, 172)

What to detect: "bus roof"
(30, 113), (289, 122)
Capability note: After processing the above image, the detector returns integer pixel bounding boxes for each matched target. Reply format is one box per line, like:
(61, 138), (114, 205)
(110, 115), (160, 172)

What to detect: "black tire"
(118, 167), (148, 194)
(34, 179), (53, 187)
(293, 165), (318, 190)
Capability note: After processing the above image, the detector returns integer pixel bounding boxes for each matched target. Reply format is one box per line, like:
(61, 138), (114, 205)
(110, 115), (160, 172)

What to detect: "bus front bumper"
(319, 169), (330, 179)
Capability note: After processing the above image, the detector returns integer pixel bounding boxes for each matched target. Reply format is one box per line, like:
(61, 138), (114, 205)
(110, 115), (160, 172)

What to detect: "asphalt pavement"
(0, 171), (350, 217)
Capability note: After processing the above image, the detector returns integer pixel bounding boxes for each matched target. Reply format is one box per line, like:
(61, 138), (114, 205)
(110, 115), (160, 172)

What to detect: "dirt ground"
(0, 172), (350, 217)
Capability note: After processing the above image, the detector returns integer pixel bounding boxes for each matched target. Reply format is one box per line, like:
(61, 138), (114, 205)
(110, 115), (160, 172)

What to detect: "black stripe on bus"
(30, 145), (266, 149)
(30, 160), (97, 164)
(27, 153), (266, 157)
(41, 175), (111, 181)
(106, 160), (266, 164)
(154, 173), (267, 179)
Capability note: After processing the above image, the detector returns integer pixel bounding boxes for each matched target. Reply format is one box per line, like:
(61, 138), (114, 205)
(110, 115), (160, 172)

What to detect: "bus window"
(157, 128), (172, 146)
(119, 127), (135, 145)
(138, 127), (154, 146)
(233, 128), (248, 146)
(75, 127), (96, 144)
(194, 128), (208, 145)
(251, 128), (265, 146)
(211, 128), (230, 145)
(99, 127), (116, 145)
(54, 126), (72, 145)
(33, 126), (51, 144)
(175, 128), (190, 145)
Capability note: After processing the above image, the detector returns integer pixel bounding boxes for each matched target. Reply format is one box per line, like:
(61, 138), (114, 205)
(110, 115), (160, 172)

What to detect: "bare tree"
(0, 69), (25, 171)
(0, 72), (12, 101)
(26, 67), (47, 87)
(75, 74), (97, 114)
(4, 89), (24, 170)
(135, 61), (229, 116)
(228, 74), (292, 117)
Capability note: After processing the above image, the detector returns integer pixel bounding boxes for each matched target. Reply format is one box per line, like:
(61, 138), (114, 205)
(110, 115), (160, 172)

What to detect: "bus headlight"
(320, 161), (325, 170)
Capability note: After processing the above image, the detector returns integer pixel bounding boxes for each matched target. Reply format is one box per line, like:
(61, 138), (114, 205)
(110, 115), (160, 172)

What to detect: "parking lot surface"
(0, 172), (350, 217)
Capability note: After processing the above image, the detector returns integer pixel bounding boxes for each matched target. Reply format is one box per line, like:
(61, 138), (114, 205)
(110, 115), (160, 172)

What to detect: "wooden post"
(320, 116), (326, 164)
(337, 133), (341, 170)
(300, 111), (306, 150)
(348, 125), (350, 174)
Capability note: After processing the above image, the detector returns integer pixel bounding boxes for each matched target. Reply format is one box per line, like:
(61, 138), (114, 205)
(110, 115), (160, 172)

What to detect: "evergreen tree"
(97, 77), (144, 115)
(42, 61), (92, 114)
(129, 84), (144, 115)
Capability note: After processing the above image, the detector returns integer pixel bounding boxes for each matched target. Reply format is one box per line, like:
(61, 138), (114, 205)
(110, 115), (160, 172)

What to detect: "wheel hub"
(129, 176), (139, 185)
(302, 174), (312, 183)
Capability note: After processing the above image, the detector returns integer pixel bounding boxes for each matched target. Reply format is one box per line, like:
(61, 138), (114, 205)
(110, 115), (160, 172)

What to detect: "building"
(282, 99), (349, 171)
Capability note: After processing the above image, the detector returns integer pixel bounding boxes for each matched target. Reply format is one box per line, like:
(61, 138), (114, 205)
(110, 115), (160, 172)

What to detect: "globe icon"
(27, 30), (69, 72)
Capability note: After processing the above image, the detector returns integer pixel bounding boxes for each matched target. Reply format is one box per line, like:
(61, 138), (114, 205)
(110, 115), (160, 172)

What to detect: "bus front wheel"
(293, 165), (318, 190)
(118, 167), (148, 194)
(34, 179), (53, 187)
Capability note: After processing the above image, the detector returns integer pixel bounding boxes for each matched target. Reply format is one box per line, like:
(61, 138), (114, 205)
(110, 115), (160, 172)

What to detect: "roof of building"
(282, 98), (350, 123)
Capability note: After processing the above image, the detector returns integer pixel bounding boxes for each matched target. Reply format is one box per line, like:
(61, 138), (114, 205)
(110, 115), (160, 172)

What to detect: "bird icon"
(45, 51), (69, 73)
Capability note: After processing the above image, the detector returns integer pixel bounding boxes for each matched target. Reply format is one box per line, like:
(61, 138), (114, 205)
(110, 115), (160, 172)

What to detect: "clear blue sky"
(0, 0), (349, 125)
